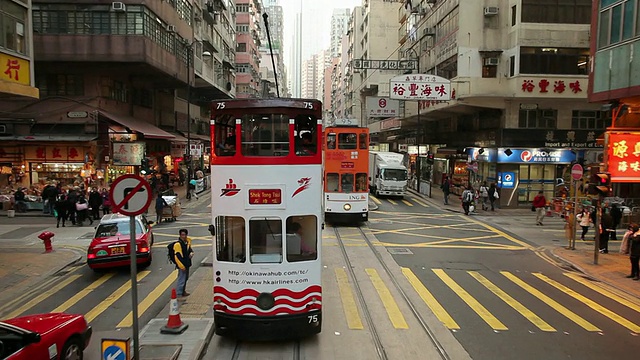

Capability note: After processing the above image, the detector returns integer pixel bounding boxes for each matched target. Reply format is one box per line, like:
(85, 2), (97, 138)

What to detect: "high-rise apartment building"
(289, 12), (303, 97)
(330, 9), (351, 58)
(384, 0), (598, 207)
(259, 1), (288, 97)
(0, 0), (235, 189)
(236, 0), (263, 98)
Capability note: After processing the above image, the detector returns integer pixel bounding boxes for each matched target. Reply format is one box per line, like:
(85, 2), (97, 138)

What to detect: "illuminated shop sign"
(607, 132), (640, 183)
(497, 148), (576, 164)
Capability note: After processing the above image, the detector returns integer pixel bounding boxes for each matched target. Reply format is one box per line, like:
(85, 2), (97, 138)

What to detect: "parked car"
(87, 213), (154, 271)
(0, 312), (91, 360)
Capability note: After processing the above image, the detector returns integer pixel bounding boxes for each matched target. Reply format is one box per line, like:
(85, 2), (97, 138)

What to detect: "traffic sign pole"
(129, 215), (140, 360)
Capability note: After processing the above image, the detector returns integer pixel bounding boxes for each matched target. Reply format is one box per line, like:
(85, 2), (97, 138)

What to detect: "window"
(214, 114), (236, 156)
(236, 25), (249, 33)
(241, 114), (289, 156)
(358, 133), (368, 149)
(326, 173), (339, 192)
(0, 0), (27, 54)
(326, 133), (336, 149)
(509, 55), (516, 77)
(36, 74), (84, 96)
(341, 173), (354, 193)
(511, 5), (517, 26)
(215, 216), (246, 262)
(295, 115), (317, 156)
(236, 4), (250, 13)
(571, 110), (606, 129)
(132, 88), (152, 108)
(249, 217), (282, 263)
(598, 0), (636, 48)
(521, 0), (591, 24)
(236, 42), (247, 52)
(519, 47), (589, 75)
(338, 133), (357, 149)
(356, 173), (368, 192)
(285, 215), (317, 262)
(482, 64), (497, 78)
(518, 109), (558, 128)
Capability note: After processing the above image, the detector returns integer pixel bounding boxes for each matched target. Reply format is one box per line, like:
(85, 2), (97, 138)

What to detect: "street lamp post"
(404, 48), (421, 193)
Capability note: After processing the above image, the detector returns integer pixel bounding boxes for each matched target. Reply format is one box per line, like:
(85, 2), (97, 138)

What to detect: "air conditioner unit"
(423, 27), (436, 36)
(484, 57), (499, 66)
(111, 2), (126, 12)
(484, 7), (499, 16)
(167, 25), (177, 33)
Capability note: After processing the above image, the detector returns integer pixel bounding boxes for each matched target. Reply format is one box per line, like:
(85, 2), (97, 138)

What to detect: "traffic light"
(140, 158), (150, 175)
(426, 151), (434, 164)
(588, 172), (611, 196)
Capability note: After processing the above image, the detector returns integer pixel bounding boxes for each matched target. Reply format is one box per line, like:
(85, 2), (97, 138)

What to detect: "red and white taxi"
(0, 313), (91, 360)
(87, 213), (154, 271)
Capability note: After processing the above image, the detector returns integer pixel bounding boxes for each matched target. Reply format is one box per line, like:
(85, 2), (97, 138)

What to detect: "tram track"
(333, 225), (451, 360)
(227, 339), (302, 359)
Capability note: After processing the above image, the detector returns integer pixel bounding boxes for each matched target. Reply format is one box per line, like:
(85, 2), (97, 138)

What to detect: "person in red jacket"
(533, 191), (547, 226)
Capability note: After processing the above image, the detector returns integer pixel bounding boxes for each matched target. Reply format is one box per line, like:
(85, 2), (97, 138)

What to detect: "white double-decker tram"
(208, 98), (323, 340)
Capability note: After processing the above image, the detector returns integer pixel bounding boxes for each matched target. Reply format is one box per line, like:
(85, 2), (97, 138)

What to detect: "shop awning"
(9, 134), (98, 142)
(99, 111), (175, 140)
(169, 132), (189, 143)
(187, 133), (211, 142)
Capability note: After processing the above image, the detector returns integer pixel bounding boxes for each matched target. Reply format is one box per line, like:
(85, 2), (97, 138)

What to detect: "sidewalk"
(409, 187), (640, 301)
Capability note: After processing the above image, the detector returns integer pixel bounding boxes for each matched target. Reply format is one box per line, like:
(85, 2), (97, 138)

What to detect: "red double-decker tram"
(209, 98), (323, 340)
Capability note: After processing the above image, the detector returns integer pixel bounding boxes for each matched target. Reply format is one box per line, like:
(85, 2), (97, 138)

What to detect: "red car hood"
(4, 313), (82, 334)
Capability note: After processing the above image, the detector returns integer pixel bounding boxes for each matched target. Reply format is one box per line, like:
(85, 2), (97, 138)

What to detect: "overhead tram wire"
(263, 13), (280, 98)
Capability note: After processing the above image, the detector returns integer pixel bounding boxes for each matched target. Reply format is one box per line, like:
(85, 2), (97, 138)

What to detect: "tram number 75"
(307, 314), (318, 323)
(303, 102), (314, 109)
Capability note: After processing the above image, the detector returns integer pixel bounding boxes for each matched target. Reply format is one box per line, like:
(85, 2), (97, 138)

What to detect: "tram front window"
(326, 173), (339, 192)
(341, 173), (354, 193)
(241, 114), (289, 156)
(286, 215), (317, 262)
(382, 169), (407, 181)
(338, 133), (357, 149)
(214, 115), (236, 156)
(249, 217), (283, 263)
(359, 133), (368, 149)
(356, 173), (367, 191)
(326, 134), (336, 149)
(215, 216), (246, 263)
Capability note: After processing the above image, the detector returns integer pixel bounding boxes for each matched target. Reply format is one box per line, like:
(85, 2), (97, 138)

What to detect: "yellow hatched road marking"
(117, 271), (178, 328)
(5, 275), (82, 319)
(365, 268), (408, 329)
(370, 196), (382, 205)
(85, 271), (151, 323)
(432, 269), (507, 331)
(402, 268), (459, 329)
(564, 272), (640, 312)
(501, 271), (600, 331)
(52, 273), (115, 313)
(401, 200), (414, 207)
(469, 271), (555, 332)
(335, 268), (364, 330)
(533, 273), (640, 333)
(411, 198), (429, 207)
(388, 199), (398, 205)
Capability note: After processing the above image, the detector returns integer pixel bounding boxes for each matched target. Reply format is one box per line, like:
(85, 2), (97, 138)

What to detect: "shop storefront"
(24, 144), (93, 187)
(468, 147), (577, 208)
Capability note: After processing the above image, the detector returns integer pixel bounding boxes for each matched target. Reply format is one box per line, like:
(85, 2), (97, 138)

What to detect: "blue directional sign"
(104, 346), (125, 360)
(102, 338), (129, 360)
(501, 172), (516, 189)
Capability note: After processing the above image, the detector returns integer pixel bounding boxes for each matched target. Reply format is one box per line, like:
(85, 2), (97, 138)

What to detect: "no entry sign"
(571, 164), (584, 181)
(109, 174), (153, 216)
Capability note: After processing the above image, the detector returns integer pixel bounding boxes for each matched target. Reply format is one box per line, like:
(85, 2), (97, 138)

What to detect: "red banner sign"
(607, 132), (640, 182)
(248, 189), (282, 204)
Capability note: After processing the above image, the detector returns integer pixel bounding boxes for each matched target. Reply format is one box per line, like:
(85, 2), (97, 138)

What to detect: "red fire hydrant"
(38, 231), (55, 253)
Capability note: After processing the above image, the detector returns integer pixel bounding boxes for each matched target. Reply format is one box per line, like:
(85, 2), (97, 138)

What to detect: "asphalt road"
(2, 205), (214, 333)
(369, 194), (640, 360)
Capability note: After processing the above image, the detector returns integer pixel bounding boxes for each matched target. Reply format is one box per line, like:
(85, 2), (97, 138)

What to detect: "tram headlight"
(256, 292), (275, 310)
(343, 203), (351, 211)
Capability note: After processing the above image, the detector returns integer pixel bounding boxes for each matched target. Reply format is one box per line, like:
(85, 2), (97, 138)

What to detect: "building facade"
(235, 0), (263, 98)
(373, 0), (601, 206)
(330, 8), (351, 58)
(259, 1), (288, 97)
(0, 0), (235, 190)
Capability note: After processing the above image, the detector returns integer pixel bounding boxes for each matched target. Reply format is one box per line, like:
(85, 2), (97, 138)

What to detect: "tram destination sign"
(352, 59), (417, 71)
(249, 189), (282, 204)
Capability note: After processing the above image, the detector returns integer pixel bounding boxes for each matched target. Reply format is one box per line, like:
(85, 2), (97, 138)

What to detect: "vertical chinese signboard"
(607, 132), (640, 182)
(112, 142), (145, 166)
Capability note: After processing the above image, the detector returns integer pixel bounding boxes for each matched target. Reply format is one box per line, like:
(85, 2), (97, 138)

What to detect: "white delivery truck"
(368, 151), (408, 197)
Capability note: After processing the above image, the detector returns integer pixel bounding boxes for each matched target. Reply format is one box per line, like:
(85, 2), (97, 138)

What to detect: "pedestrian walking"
(155, 193), (168, 224)
(564, 205), (575, 246)
(532, 191), (547, 226)
(188, 178), (199, 200)
(577, 208), (592, 240)
(88, 187), (102, 221)
(101, 188), (111, 216)
(479, 181), (489, 211)
(172, 229), (194, 298)
(621, 223), (640, 280)
(600, 209), (613, 253)
(610, 203), (623, 240)
(461, 186), (474, 215)
(441, 176), (451, 205)
(54, 193), (68, 228)
(488, 183), (498, 211)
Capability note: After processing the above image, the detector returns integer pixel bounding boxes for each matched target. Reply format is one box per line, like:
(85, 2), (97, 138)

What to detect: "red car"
(87, 213), (154, 271)
(1, 313), (91, 360)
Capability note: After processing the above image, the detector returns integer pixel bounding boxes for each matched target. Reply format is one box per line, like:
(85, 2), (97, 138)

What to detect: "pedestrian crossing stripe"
(533, 273), (640, 333)
(4, 275), (83, 319)
(433, 269), (508, 331)
(85, 271), (151, 323)
(501, 271), (601, 332)
(410, 197), (429, 207)
(388, 199), (398, 205)
(401, 268), (459, 329)
(117, 271), (177, 328)
(370, 196), (382, 205)
(564, 272), (640, 312)
(401, 200), (414, 207)
(365, 268), (409, 329)
(469, 271), (555, 332)
(335, 268), (364, 330)
(52, 273), (115, 313)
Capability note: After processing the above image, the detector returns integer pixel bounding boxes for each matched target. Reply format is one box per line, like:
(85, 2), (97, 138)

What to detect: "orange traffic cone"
(160, 288), (189, 334)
